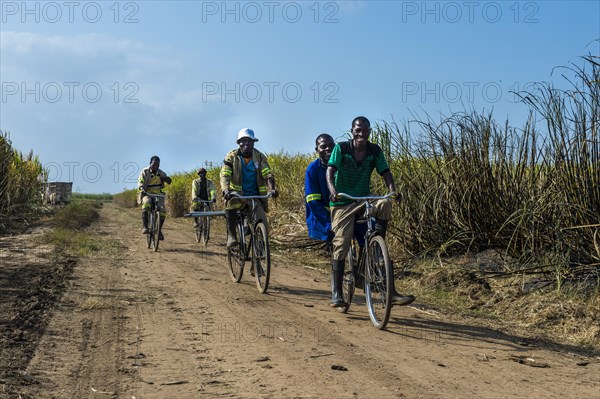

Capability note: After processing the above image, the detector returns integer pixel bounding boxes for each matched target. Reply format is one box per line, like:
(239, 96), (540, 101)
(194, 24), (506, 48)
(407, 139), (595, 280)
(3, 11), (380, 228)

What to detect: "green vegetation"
(52, 201), (100, 230)
(72, 193), (113, 201)
(40, 200), (122, 258)
(112, 188), (137, 208)
(0, 131), (44, 232)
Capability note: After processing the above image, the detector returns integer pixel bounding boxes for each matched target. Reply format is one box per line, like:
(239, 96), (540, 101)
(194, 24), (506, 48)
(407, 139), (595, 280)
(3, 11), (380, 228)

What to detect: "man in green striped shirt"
(326, 116), (415, 308)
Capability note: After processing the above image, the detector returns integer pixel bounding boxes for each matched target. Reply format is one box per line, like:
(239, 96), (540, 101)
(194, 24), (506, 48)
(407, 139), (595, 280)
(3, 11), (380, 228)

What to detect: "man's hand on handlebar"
(329, 190), (339, 202)
(269, 189), (279, 199)
(223, 189), (232, 201)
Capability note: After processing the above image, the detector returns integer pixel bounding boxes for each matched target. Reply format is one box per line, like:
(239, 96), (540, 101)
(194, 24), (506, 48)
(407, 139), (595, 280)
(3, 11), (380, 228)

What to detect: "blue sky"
(1, 1), (599, 193)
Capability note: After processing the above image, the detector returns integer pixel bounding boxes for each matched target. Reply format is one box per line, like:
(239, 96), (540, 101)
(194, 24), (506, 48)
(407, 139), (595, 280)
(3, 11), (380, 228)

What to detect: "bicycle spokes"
(364, 235), (393, 330)
(253, 222), (270, 293)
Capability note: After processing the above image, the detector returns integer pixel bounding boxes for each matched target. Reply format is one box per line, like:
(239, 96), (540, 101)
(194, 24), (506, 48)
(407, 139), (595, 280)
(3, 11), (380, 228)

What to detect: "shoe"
(226, 210), (239, 248)
(330, 260), (346, 307)
(159, 232), (165, 241)
(141, 212), (149, 234)
(391, 293), (415, 306)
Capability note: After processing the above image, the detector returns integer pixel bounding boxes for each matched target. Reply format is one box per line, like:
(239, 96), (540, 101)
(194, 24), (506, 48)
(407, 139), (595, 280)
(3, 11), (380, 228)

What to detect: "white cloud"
(1, 31), (142, 57)
(0, 31), (188, 98)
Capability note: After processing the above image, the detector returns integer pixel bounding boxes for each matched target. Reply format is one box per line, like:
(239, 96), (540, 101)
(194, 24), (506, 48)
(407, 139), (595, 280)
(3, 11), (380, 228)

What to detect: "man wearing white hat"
(220, 128), (278, 248)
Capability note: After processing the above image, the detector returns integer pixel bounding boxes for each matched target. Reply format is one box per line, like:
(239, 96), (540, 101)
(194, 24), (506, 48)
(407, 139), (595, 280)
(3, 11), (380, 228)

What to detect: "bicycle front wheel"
(146, 213), (152, 249)
(227, 222), (245, 282)
(202, 215), (210, 245)
(364, 235), (393, 330)
(152, 210), (161, 252)
(340, 246), (355, 313)
(253, 222), (271, 293)
(194, 216), (202, 243)
(195, 226), (202, 243)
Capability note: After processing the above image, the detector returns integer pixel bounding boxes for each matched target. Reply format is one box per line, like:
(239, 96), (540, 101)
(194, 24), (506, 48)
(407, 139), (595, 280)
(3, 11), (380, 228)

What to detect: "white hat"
(237, 128), (258, 143)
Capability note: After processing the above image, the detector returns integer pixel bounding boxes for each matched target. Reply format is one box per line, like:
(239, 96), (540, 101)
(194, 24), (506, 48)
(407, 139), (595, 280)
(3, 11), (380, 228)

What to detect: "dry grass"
(395, 251), (600, 351)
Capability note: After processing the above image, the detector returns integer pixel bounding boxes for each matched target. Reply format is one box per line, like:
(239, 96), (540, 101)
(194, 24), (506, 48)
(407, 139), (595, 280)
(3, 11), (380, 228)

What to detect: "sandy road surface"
(13, 203), (600, 398)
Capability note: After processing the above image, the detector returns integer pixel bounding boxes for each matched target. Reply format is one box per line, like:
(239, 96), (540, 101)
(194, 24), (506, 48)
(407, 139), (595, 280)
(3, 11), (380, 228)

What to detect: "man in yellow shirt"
(137, 156), (171, 240)
(220, 128), (278, 248)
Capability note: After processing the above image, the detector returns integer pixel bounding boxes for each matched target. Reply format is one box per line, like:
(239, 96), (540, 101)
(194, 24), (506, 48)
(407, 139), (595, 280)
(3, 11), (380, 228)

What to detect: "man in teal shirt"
(326, 116), (415, 308)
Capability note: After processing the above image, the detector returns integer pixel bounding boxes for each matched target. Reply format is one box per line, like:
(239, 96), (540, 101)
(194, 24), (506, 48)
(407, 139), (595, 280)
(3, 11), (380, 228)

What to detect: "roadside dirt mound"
(0, 226), (74, 396)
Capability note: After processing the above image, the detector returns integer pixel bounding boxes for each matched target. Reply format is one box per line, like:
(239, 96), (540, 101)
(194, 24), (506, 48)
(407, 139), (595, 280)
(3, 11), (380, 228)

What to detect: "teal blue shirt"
(241, 156), (259, 195)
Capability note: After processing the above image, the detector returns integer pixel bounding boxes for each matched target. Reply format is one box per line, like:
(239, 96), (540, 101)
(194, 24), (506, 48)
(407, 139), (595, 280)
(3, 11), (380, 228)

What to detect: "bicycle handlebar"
(337, 193), (394, 201)
(193, 198), (213, 203)
(229, 192), (273, 200)
(144, 193), (166, 198)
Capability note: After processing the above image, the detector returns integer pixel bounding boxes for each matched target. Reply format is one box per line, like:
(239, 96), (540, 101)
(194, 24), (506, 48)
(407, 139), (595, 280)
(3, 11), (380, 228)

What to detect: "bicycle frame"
(232, 193), (271, 258)
(337, 192), (395, 329)
(227, 192), (273, 293)
(340, 192), (393, 272)
(192, 198), (213, 244)
(145, 193), (166, 252)
(193, 198), (213, 211)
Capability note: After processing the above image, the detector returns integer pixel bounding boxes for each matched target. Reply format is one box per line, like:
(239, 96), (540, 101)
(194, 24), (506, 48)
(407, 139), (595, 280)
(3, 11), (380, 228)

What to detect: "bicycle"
(192, 198), (213, 245)
(336, 193), (395, 330)
(144, 193), (166, 252)
(226, 192), (273, 293)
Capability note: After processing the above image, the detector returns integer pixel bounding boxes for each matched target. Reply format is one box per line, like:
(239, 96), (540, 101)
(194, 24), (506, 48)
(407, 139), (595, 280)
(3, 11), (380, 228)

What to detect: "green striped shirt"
(328, 140), (390, 206)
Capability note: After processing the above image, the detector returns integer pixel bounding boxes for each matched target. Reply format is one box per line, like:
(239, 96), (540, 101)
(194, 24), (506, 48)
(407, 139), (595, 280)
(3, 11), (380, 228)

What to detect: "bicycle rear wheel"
(253, 222), (271, 293)
(152, 210), (161, 252)
(340, 246), (355, 313)
(202, 215), (210, 245)
(364, 235), (393, 330)
(227, 222), (245, 282)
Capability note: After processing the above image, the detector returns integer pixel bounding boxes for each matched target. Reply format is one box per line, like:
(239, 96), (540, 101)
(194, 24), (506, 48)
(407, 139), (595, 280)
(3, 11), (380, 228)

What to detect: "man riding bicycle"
(326, 117), (415, 308)
(138, 155), (172, 240)
(191, 167), (216, 228)
(220, 128), (279, 248)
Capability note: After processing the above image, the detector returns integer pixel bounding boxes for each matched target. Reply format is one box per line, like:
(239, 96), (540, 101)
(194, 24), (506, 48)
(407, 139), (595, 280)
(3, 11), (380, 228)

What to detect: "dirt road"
(5, 203), (600, 398)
